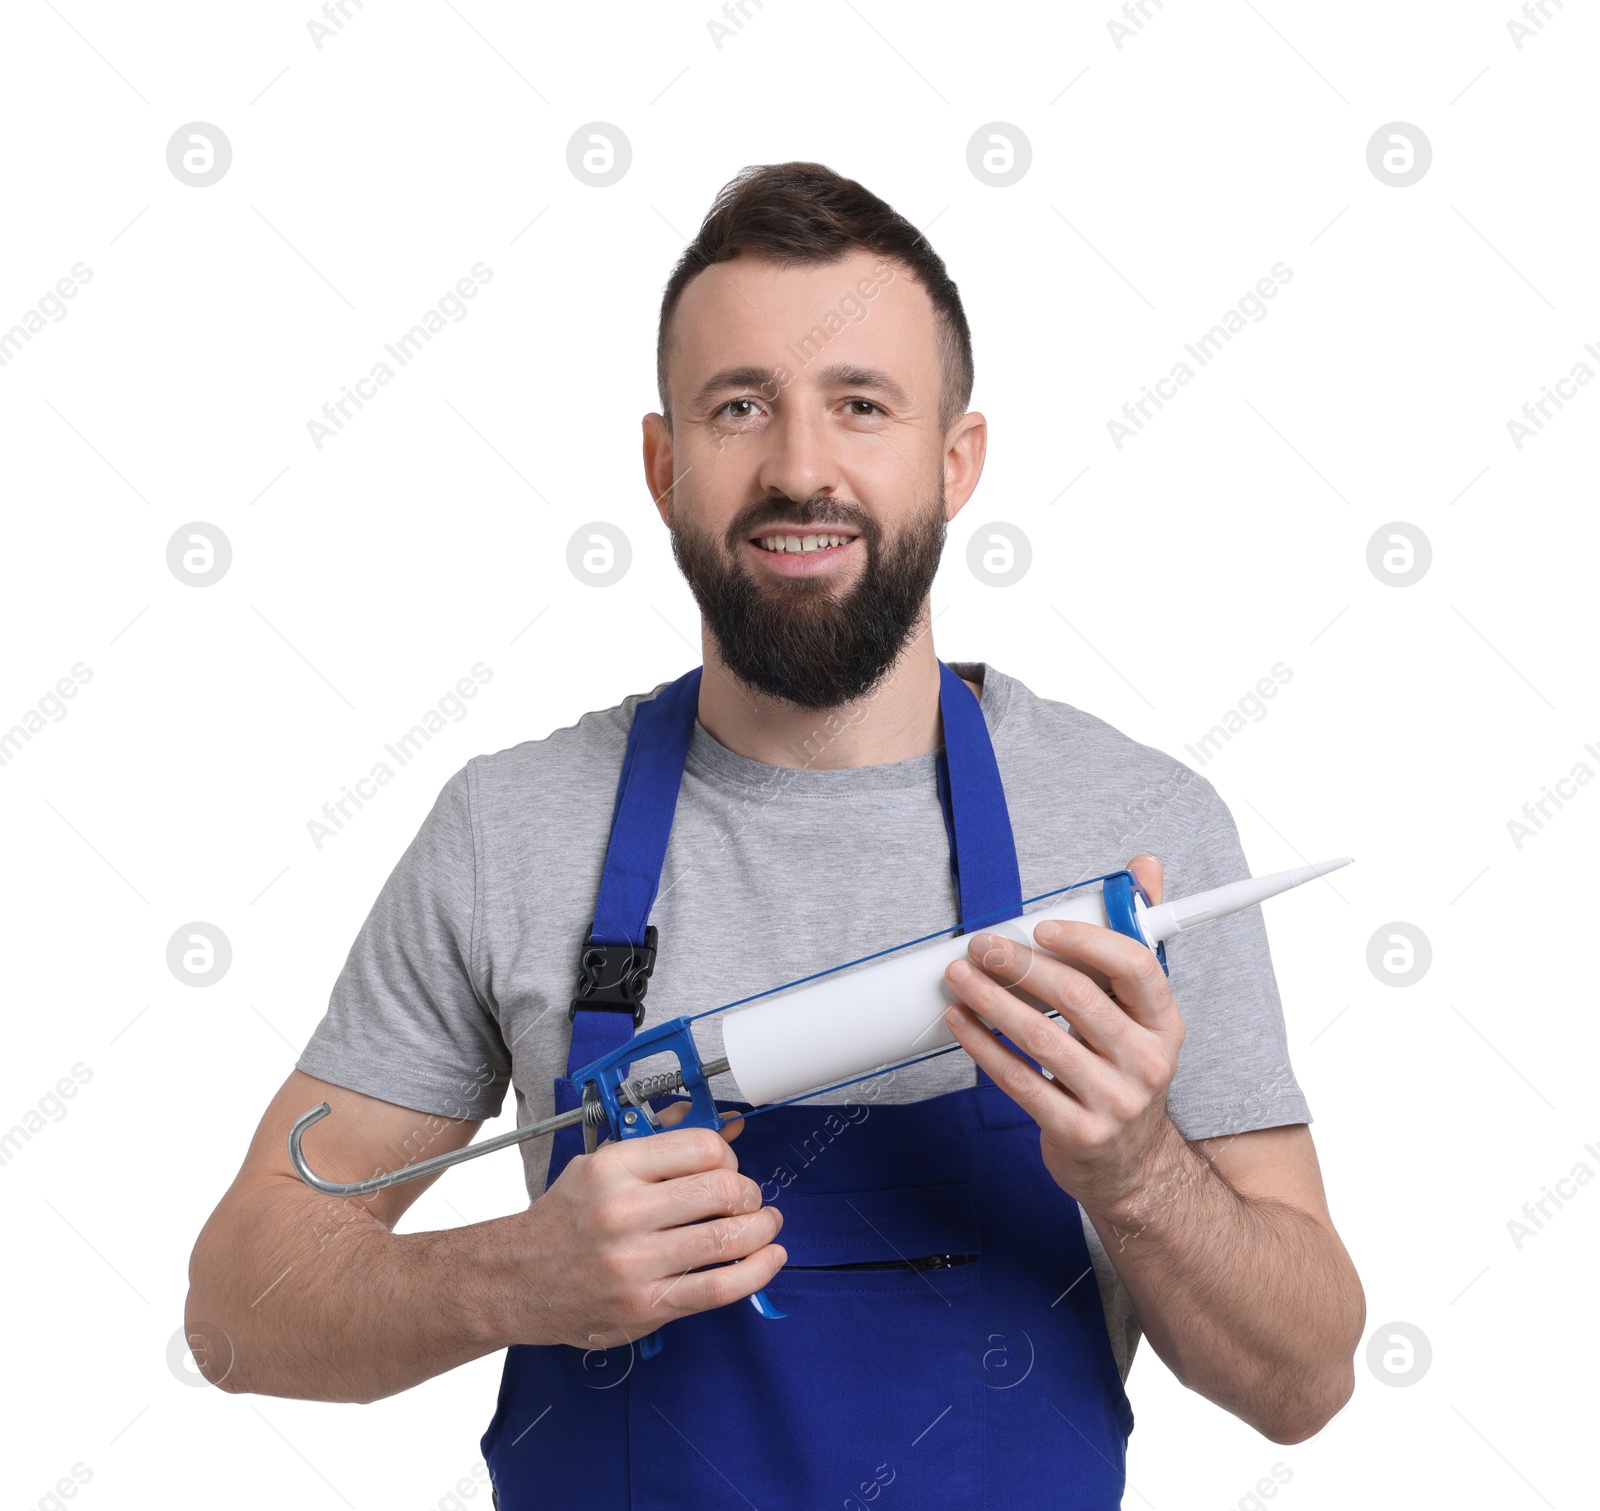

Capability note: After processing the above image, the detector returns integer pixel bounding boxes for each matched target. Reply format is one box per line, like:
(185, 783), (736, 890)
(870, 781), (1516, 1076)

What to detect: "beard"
(669, 490), (948, 710)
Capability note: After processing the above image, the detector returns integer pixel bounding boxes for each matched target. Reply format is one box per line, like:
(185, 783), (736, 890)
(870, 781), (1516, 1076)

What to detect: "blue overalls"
(482, 664), (1134, 1508)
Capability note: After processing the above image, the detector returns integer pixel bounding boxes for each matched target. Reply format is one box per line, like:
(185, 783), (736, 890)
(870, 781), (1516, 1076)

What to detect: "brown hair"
(656, 162), (974, 431)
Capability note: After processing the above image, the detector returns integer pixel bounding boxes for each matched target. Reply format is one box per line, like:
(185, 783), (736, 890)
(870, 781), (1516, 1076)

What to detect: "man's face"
(644, 249), (985, 709)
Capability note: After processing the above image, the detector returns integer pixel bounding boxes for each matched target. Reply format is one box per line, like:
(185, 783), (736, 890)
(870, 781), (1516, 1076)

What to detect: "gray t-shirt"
(297, 661), (1312, 1379)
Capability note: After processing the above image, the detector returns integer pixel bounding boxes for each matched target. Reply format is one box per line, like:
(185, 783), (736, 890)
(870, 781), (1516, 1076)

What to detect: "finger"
(944, 959), (1121, 1103)
(655, 1202), (784, 1279)
(600, 1124), (738, 1184)
(942, 1000), (1090, 1140)
(1027, 918), (1176, 1034)
(961, 936), (1142, 1068)
(655, 1100), (745, 1142)
(631, 1163), (765, 1231)
(989, 860), (1164, 1005)
(655, 1241), (789, 1319)
(1128, 853), (1163, 906)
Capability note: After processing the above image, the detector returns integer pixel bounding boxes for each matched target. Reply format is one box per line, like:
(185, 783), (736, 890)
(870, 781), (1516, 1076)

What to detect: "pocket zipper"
(783, 1252), (979, 1274)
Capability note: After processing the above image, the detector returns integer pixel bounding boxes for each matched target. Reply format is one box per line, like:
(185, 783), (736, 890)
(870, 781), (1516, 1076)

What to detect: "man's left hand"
(942, 853), (1185, 1219)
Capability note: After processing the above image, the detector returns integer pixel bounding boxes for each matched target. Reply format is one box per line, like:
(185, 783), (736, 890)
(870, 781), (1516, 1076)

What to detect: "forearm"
(185, 1176), (523, 1403)
(1086, 1120), (1364, 1442)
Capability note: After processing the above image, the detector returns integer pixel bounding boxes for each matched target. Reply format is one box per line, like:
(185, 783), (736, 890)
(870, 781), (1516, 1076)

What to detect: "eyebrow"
(690, 366), (777, 411)
(689, 361), (911, 412)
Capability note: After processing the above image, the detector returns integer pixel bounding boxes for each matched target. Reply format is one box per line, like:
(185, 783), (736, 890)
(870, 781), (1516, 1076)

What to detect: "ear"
(642, 411), (674, 527)
(941, 410), (987, 523)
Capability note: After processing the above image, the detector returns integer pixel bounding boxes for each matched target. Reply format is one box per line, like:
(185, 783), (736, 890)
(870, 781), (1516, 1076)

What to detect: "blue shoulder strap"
(590, 666), (704, 948)
(934, 660), (1022, 933)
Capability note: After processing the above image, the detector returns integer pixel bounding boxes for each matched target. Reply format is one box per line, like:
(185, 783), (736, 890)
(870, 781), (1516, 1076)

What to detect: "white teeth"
(757, 532), (853, 553)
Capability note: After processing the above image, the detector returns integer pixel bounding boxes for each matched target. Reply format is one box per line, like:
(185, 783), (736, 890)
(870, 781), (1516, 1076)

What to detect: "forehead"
(666, 249), (941, 400)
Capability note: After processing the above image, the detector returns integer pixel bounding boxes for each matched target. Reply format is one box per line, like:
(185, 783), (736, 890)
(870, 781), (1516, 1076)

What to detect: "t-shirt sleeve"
(296, 762), (513, 1121)
(1159, 771), (1314, 1140)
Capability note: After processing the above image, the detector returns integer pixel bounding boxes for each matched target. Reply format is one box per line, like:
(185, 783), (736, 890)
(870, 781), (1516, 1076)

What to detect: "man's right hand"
(496, 1109), (787, 1351)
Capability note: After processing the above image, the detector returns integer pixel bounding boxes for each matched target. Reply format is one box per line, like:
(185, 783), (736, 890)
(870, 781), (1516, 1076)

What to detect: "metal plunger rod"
(288, 1056), (733, 1198)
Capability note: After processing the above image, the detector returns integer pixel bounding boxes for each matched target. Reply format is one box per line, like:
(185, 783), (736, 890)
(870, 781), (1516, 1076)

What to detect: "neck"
(695, 609), (981, 770)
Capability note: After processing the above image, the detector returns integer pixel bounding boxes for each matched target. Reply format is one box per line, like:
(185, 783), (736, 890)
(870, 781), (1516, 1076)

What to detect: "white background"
(1, 2), (1595, 1507)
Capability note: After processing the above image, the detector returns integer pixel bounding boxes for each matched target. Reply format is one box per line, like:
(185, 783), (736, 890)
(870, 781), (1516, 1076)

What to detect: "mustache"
(727, 496), (876, 544)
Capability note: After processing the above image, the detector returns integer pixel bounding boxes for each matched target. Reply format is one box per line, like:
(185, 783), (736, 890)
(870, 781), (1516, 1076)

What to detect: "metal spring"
(581, 1068), (684, 1126)
(626, 1069), (687, 1101)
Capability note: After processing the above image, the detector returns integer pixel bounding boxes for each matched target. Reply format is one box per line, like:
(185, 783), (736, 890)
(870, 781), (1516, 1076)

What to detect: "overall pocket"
(625, 1183), (986, 1511)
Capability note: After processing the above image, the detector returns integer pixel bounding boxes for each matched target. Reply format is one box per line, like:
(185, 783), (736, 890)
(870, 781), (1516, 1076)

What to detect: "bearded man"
(186, 161), (1362, 1510)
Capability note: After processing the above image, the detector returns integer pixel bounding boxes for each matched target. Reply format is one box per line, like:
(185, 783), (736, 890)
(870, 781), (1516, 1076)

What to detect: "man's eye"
(718, 398), (760, 420)
(846, 399), (883, 416)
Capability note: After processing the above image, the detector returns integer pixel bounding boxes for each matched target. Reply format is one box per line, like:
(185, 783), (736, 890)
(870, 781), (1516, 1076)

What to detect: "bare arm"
(184, 1069), (786, 1403)
(1084, 1122), (1364, 1442)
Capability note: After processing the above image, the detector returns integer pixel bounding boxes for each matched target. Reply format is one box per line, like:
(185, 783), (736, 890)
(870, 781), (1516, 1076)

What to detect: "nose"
(754, 401), (841, 509)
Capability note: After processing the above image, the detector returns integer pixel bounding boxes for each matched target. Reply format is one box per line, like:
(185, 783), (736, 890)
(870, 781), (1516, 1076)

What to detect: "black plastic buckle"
(568, 924), (657, 1028)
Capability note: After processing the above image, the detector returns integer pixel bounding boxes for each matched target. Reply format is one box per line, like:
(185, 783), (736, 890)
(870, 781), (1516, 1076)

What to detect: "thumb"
(1127, 853), (1163, 905)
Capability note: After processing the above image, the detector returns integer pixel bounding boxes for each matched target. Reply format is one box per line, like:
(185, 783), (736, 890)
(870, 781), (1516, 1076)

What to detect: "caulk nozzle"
(1139, 856), (1352, 946)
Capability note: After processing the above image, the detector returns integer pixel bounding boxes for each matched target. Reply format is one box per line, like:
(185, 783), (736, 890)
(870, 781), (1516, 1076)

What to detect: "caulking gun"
(290, 855), (1349, 1348)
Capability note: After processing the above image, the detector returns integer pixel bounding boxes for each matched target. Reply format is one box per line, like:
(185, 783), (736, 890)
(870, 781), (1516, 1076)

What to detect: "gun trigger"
(749, 1287), (787, 1320)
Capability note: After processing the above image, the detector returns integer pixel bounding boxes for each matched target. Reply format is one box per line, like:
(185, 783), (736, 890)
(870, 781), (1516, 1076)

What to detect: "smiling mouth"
(749, 530), (859, 554)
